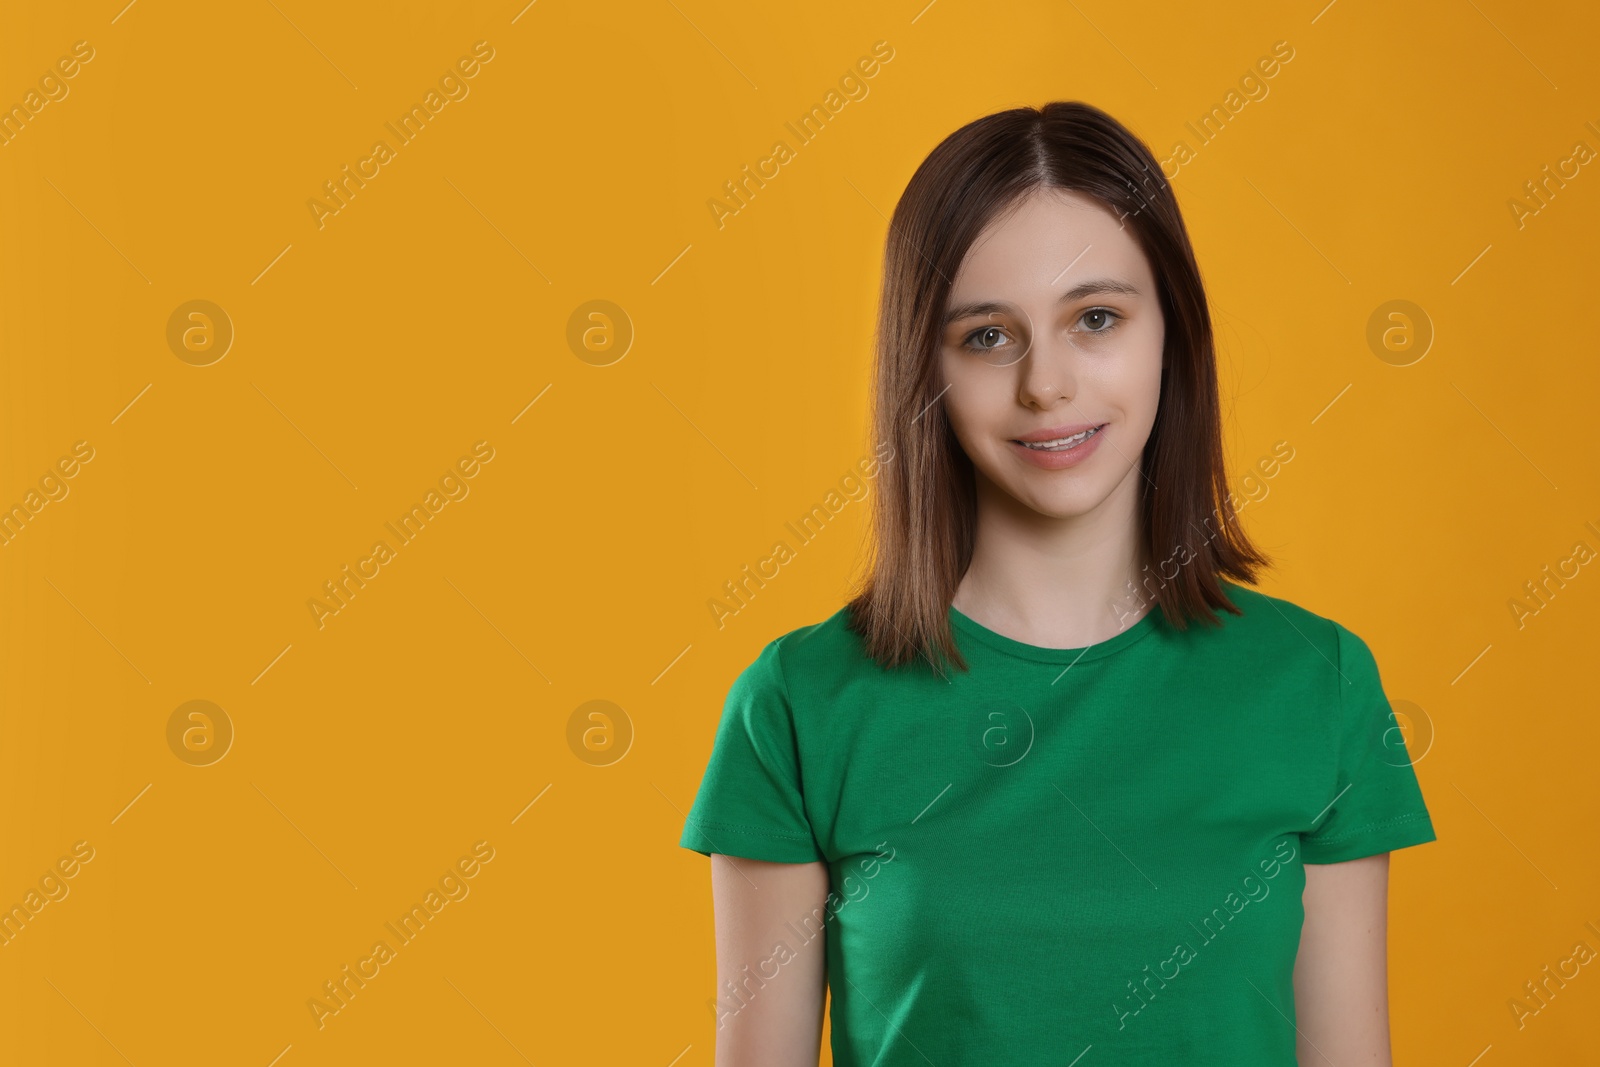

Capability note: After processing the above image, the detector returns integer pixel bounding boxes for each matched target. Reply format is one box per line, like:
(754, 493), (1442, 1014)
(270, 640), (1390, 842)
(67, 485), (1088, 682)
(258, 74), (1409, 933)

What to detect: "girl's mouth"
(1014, 425), (1104, 451)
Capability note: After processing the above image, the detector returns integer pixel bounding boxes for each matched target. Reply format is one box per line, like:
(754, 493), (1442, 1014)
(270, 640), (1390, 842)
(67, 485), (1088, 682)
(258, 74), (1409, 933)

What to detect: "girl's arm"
(709, 853), (831, 1066)
(1293, 853), (1394, 1065)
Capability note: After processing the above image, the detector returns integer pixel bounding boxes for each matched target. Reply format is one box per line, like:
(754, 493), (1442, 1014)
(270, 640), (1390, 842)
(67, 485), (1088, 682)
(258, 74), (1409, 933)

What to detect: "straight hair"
(844, 101), (1271, 677)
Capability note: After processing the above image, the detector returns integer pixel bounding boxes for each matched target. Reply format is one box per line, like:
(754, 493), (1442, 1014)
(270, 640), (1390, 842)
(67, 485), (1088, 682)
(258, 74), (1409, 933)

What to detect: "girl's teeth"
(1022, 427), (1099, 450)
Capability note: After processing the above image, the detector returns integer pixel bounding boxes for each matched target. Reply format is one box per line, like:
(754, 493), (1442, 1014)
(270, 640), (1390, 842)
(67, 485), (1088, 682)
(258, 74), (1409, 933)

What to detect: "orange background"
(1, 1), (1597, 1063)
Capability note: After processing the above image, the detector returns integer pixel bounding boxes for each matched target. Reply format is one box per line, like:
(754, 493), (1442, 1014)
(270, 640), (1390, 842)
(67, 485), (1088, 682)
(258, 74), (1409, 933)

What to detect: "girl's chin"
(984, 479), (1107, 520)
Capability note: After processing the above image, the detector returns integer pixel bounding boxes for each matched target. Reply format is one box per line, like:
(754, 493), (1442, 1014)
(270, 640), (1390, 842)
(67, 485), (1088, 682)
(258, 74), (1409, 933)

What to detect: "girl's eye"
(1079, 308), (1121, 333)
(957, 309), (1121, 359)
(963, 325), (1012, 353)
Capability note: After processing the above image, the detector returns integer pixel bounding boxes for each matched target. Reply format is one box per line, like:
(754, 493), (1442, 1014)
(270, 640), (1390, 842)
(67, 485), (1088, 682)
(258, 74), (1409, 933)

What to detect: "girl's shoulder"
(1208, 579), (1375, 668)
(756, 603), (870, 670)
(735, 603), (888, 701)
(1214, 579), (1330, 629)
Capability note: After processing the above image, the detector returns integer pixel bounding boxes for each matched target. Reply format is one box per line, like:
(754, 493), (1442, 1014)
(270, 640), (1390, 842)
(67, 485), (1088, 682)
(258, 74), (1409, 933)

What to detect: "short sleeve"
(678, 640), (825, 863)
(1300, 623), (1438, 864)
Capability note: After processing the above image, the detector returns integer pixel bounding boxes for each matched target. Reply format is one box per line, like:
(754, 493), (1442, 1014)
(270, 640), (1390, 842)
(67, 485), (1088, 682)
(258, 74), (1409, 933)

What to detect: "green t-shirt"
(679, 580), (1437, 1065)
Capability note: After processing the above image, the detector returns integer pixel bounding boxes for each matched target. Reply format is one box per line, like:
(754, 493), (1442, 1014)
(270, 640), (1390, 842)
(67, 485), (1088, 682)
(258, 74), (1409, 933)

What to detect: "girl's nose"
(1016, 330), (1079, 407)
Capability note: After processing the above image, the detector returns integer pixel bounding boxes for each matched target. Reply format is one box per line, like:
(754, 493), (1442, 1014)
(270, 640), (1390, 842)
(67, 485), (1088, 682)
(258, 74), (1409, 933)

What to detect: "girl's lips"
(1011, 420), (1104, 443)
(1007, 424), (1107, 469)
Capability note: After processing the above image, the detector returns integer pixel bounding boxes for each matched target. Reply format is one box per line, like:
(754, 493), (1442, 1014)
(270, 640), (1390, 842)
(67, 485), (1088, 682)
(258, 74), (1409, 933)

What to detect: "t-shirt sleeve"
(1300, 622), (1438, 865)
(678, 639), (826, 863)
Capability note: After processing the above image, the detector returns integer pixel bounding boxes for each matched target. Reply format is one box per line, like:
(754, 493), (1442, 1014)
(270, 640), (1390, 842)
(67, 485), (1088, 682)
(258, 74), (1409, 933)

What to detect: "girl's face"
(939, 187), (1166, 522)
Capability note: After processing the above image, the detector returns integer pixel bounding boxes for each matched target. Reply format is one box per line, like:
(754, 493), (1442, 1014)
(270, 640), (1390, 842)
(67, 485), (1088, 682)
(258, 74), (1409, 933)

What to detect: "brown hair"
(844, 101), (1271, 677)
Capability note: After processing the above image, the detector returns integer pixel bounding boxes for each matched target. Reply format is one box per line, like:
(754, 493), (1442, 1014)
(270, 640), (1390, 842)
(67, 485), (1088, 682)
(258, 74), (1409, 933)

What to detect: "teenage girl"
(681, 100), (1436, 1067)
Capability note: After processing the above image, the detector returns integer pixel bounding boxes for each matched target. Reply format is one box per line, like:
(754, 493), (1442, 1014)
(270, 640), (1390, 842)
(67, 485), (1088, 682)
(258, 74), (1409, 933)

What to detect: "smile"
(1016, 426), (1102, 451)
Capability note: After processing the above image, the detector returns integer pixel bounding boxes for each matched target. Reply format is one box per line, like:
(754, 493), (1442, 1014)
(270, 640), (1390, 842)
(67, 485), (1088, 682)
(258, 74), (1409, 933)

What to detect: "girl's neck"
(953, 468), (1151, 648)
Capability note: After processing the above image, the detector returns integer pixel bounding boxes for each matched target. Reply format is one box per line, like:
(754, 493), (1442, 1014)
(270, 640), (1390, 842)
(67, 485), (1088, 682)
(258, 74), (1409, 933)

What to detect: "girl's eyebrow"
(942, 277), (1142, 328)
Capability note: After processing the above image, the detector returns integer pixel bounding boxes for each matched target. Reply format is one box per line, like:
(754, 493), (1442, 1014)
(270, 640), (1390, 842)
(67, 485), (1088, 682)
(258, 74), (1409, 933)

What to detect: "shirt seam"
(1302, 809), (1433, 847)
(950, 609), (1159, 665)
(683, 816), (819, 842)
(767, 637), (821, 847)
(1333, 617), (1348, 782)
